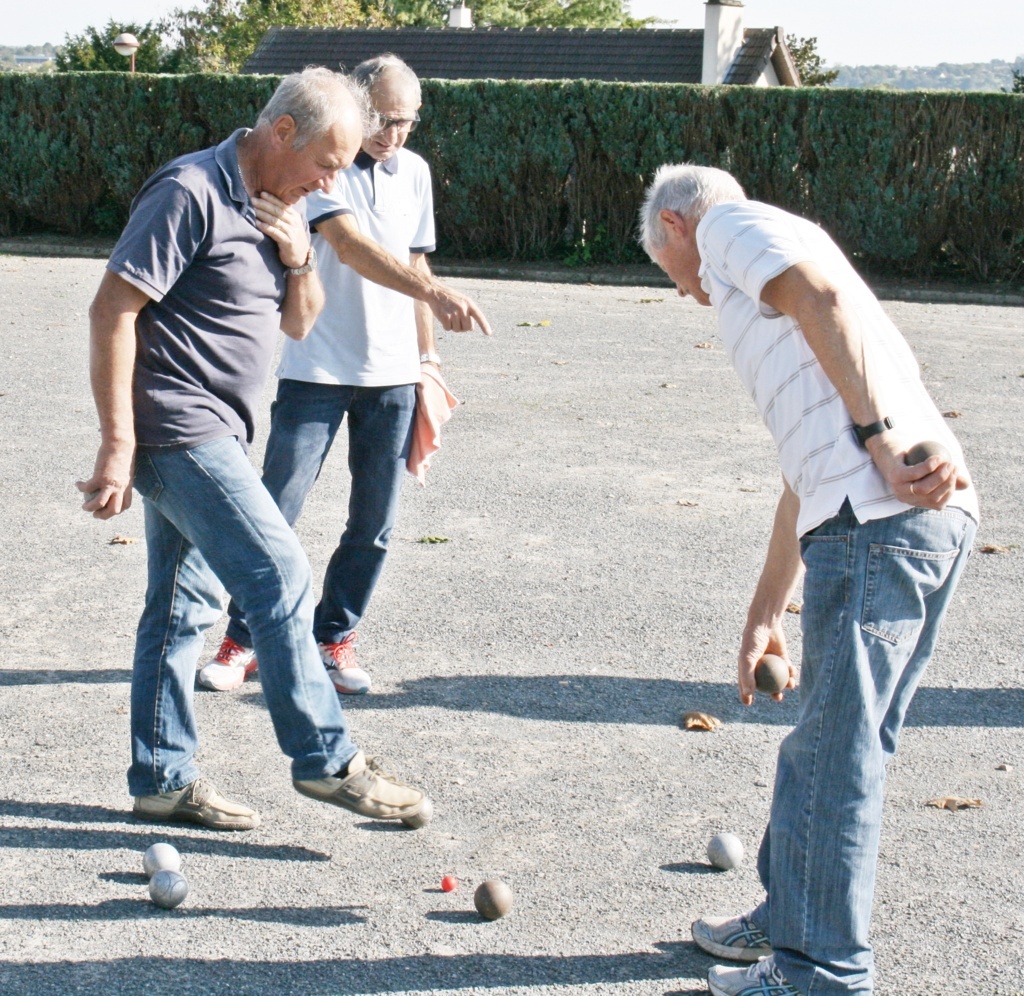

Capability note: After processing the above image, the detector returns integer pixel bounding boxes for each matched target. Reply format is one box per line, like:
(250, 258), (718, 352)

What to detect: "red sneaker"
(197, 636), (258, 691)
(318, 634), (371, 695)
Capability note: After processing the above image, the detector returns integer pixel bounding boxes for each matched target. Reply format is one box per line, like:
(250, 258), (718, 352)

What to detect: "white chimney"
(448, 2), (473, 28)
(702, 0), (745, 85)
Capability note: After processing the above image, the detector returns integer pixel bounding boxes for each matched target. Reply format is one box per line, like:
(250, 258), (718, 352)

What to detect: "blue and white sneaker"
(707, 957), (802, 996)
(692, 913), (773, 962)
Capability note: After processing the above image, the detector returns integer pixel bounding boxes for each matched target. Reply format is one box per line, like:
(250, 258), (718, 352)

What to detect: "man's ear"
(658, 208), (691, 242)
(269, 114), (297, 149)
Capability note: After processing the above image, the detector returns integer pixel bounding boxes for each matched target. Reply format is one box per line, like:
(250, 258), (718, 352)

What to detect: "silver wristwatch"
(419, 351), (442, 365)
(285, 246), (318, 277)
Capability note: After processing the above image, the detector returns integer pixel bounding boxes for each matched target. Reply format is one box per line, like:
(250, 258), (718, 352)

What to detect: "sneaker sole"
(292, 779), (429, 823)
(132, 805), (260, 832)
(197, 663), (257, 691)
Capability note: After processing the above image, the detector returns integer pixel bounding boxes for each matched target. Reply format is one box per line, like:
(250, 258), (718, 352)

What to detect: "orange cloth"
(407, 365), (459, 484)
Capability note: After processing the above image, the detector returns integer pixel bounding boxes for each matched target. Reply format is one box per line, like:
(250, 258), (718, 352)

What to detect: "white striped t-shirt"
(696, 200), (979, 537)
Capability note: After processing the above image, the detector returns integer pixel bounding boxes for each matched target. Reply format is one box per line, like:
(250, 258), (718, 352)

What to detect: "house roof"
(243, 26), (710, 83)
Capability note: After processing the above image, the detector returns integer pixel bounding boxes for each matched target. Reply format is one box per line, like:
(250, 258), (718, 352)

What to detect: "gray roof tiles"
(243, 26), (707, 82)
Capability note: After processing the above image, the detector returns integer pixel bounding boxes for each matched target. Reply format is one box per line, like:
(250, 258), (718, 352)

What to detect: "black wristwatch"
(853, 416), (894, 448)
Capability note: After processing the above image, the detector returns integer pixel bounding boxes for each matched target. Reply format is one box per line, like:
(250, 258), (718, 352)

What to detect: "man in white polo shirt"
(640, 165), (978, 996)
(201, 54), (489, 695)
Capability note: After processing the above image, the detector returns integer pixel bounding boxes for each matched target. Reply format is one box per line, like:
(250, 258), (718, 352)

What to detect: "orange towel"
(407, 365), (459, 484)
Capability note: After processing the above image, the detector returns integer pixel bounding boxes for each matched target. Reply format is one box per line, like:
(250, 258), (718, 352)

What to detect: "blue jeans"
(129, 437), (357, 796)
(749, 501), (976, 994)
(226, 379), (415, 648)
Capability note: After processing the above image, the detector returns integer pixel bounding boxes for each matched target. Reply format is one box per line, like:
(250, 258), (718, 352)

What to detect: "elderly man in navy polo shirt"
(202, 54), (491, 696)
(78, 68), (432, 832)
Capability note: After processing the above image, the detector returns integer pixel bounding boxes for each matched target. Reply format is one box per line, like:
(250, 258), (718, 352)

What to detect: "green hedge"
(1, 73), (1023, 282)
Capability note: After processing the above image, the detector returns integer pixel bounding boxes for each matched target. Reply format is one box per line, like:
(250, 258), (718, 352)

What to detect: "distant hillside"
(834, 59), (1023, 92)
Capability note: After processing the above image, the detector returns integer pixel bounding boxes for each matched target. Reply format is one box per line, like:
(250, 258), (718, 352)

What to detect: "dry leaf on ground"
(681, 711), (722, 732)
(786, 602), (802, 614)
(109, 536), (137, 545)
(694, 342), (714, 349)
(942, 410), (962, 418)
(516, 320), (551, 327)
(416, 535), (449, 544)
(925, 796), (983, 811)
(638, 297), (663, 304)
(677, 500), (698, 507)
(980, 544), (1010, 554)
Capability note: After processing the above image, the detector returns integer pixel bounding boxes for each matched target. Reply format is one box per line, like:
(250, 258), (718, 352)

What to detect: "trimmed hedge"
(1, 73), (1022, 282)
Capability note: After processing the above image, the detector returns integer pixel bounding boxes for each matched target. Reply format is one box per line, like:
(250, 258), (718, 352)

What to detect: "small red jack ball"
(441, 875), (459, 892)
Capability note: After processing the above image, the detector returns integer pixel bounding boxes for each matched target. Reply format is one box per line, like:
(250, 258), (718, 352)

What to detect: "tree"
(164, 0), (370, 73)
(55, 19), (187, 72)
(1011, 69), (1024, 93)
(787, 35), (839, 87)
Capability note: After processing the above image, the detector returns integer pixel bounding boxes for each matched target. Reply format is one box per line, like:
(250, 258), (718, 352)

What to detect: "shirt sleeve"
(409, 159), (437, 255)
(106, 177), (206, 303)
(306, 185), (353, 230)
(699, 203), (816, 316)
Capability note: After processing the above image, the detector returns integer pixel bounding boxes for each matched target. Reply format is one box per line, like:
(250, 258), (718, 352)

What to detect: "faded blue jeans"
(750, 501), (976, 994)
(129, 437), (357, 797)
(226, 378), (415, 648)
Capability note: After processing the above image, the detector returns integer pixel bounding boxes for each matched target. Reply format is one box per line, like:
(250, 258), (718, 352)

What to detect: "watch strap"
(285, 246), (317, 277)
(853, 416), (894, 447)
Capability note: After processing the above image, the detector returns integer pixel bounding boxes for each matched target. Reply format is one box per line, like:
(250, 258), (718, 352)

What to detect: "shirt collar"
(216, 128), (251, 208)
(354, 148), (400, 174)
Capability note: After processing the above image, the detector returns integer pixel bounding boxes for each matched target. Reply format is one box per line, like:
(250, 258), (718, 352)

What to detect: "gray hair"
(352, 53), (422, 104)
(256, 66), (376, 148)
(640, 164), (746, 256)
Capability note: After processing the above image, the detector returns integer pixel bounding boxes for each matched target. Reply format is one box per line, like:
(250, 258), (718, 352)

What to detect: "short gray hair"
(640, 164), (746, 256)
(256, 66), (375, 148)
(352, 53), (422, 104)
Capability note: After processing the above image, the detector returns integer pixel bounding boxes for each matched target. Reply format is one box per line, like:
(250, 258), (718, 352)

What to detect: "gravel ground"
(0, 255), (1021, 995)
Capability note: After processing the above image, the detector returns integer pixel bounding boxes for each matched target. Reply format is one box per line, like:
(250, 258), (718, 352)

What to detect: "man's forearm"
(280, 269), (326, 340)
(413, 253), (436, 357)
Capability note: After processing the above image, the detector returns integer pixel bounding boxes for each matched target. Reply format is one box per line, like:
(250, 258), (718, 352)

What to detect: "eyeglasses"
(378, 114), (419, 133)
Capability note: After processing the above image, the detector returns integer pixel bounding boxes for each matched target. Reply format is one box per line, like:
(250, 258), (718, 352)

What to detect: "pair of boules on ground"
(143, 842), (189, 909)
(441, 875), (513, 920)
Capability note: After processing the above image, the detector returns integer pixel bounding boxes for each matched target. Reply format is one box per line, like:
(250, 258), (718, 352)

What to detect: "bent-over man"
(640, 164), (978, 996)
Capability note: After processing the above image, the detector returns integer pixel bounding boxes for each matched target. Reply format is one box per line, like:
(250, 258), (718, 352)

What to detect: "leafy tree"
(788, 35), (839, 87)
(1010, 69), (1024, 93)
(55, 20), (187, 72)
(165, 0), (370, 73)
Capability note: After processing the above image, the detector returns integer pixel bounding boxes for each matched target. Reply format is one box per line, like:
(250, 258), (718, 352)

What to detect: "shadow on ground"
(0, 942), (707, 995)
(4, 671), (1019, 727)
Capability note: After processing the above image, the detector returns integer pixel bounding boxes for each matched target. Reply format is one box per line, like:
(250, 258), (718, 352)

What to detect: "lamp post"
(113, 32), (140, 72)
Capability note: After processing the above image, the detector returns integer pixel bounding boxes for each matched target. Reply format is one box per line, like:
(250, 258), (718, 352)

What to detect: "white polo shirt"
(276, 147), (436, 387)
(697, 200), (979, 537)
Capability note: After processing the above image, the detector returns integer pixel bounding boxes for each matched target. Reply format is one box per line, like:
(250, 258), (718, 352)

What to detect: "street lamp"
(113, 32), (140, 72)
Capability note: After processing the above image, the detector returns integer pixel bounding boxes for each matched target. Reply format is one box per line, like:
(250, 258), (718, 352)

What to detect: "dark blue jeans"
(227, 378), (415, 648)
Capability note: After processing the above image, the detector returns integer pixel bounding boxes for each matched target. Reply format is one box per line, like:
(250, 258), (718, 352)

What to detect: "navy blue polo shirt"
(108, 128), (301, 451)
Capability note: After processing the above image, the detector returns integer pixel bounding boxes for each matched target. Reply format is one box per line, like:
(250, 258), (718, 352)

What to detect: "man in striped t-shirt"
(641, 165), (978, 996)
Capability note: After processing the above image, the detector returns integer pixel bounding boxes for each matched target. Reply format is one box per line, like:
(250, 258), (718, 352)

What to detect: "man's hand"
(738, 622), (796, 706)
(865, 432), (969, 510)
(425, 282), (492, 335)
(253, 192), (310, 269)
(77, 442), (134, 519)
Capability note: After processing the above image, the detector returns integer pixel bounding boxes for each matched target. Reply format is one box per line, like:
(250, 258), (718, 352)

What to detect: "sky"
(6, 0), (1024, 68)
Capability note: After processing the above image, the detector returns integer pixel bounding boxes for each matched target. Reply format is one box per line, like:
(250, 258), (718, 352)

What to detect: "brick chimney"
(702, 0), (745, 84)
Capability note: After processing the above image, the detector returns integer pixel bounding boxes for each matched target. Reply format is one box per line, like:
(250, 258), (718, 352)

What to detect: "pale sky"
(7, 0), (1024, 68)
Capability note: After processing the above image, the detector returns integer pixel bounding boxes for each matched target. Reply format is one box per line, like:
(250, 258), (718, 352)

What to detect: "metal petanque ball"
(143, 842), (181, 878)
(148, 869), (189, 909)
(707, 832), (745, 871)
(474, 879), (513, 920)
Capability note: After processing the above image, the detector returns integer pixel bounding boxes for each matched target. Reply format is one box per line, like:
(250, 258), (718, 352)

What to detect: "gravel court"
(0, 254), (1022, 995)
